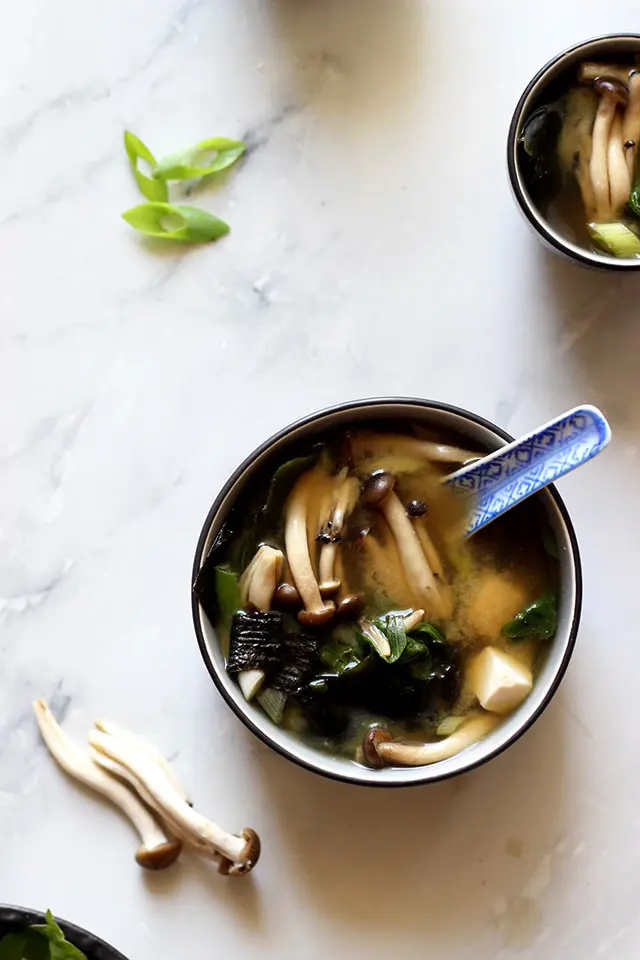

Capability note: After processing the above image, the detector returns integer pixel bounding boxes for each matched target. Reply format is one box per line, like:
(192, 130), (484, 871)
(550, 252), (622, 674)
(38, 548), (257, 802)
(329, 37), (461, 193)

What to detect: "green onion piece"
(588, 222), (640, 258)
(123, 131), (168, 202)
(436, 716), (465, 737)
(257, 687), (286, 725)
(121, 202), (230, 242)
(153, 137), (246, 181)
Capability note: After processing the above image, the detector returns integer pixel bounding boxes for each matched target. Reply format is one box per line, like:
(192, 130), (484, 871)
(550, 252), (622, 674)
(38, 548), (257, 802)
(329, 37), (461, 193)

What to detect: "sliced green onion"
(588, 221), (640, 258)
(257, 688), (286, 725)
(153, 137), (246, 181)
(123, 131), (168, 202)
(121, 202), (230, 242)
(436, 716), (465, 737)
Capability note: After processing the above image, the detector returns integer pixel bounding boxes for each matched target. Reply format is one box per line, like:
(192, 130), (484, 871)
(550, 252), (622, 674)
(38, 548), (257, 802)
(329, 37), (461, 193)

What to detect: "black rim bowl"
(192, 397), (582, 787)
(0, 906), (127, 960)
(507, 33), (640, 270)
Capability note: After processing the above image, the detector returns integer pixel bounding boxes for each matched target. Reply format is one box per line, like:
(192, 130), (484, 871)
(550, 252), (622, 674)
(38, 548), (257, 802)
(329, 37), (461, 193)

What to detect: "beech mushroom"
(94, 718), (190, 804)
(608, 111), (632, 216)
(623, 70), (640, 177)
(363, 472), (445, 617)
(284, 468), (335, 626)
(371, 713), (499, 767)
(579, 62), (634, 85)
(90, 727), (260, 875)
(318, 475), (359, 595)
(362, 728), (393, 768)
(590, 78), (629, 222)
(237, 545), (284, 701)
(33, 700), (181, 870)
(273, 582), (302, 609)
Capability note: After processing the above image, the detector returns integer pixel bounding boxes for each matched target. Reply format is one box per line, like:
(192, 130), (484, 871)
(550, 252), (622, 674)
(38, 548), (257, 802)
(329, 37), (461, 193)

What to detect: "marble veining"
(2, 1), (640, 958)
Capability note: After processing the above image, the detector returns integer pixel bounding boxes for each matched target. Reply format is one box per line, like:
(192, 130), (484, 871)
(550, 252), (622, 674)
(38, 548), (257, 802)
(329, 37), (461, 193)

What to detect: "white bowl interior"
(194, 401), (579, 786)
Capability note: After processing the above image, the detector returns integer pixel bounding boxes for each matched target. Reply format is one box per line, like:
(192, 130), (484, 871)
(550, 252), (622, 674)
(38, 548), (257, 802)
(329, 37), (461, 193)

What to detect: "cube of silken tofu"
(468, 647), (533, 715)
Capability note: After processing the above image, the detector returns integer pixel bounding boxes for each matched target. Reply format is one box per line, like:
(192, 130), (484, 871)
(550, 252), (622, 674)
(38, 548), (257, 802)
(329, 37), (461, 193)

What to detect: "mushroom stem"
(89, 728), (260, 875)
(33, 700), (181, 870)
(318, 476), (359, 592)
(375, 714), (499, 767)
(623, 71), (640, 178)
(608, 112), (632, 217)
(579, 62), (633, 85)
(379, 490), (445, 617)
(284, 469), (335, 626)
(94, 718), (190, 804)
(591, 95), (617, 221)
(591, 80), (630, 222)
(238, 545), (284, 701)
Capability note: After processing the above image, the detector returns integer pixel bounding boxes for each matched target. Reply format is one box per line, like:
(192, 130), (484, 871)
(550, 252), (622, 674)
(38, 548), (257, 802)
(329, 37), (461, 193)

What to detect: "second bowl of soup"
(192, 399), (581, 786)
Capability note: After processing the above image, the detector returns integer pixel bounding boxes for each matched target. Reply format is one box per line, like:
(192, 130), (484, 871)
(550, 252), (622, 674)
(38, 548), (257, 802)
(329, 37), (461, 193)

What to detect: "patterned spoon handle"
(445, 405), (611, 538)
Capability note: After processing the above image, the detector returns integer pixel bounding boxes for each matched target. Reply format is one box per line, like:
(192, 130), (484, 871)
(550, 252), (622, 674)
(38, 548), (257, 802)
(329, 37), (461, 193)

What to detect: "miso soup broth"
(194, 422), (559, 769)
(519, 54), (640, 259)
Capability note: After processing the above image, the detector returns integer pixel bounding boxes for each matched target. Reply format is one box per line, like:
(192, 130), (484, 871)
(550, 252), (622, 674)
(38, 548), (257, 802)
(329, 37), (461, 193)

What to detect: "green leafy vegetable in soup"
(502, 592), (558, 642)
(193, 423), (559, 769)
(0, 911), (87, 960)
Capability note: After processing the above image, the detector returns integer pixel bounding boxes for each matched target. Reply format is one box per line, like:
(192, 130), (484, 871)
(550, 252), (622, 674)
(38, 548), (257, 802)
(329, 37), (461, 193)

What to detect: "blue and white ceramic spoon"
(445, 405), (611, 538)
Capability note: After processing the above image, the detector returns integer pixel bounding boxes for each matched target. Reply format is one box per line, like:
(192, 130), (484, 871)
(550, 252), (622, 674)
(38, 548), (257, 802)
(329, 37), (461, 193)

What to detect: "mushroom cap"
(594, 77), (629, 106)
(135, 839), (182, 870)
(362, 728), (393, 769)
(298, 603), (335, 626)
(273, 582), (302, 610)
(361, 471), (395, 506)
(336, 595), (363, 619)
(406, 499), (428, 518)
(218, 828), (261, 876)
(319, 578), (341, 598)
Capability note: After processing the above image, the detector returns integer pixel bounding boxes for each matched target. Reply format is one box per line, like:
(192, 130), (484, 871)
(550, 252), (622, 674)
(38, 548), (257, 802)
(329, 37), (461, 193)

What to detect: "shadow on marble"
(142, 852), (264, 931)
(265, 0), (427, 128)
(538, 246), (640, 443)
(257, 695), (569, 951)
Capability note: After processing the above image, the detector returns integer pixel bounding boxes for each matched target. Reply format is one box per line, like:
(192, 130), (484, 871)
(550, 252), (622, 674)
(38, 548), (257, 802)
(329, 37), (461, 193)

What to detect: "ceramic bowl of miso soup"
(509, 34), (640, 269)
(192, 398), (581, 787)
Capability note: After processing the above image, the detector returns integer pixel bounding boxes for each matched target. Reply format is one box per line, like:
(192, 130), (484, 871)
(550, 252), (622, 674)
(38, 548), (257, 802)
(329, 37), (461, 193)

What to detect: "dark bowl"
(192, 398), (582, 787)
(508, 33), (640, 269)
(0, 906), (128, 960)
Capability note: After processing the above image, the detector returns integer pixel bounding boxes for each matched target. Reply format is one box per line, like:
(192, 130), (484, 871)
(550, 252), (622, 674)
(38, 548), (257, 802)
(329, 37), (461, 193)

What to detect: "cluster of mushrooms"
(33, 699), (260, 875)
(572, 61), (640, 222)
(232, 434), (505, 769)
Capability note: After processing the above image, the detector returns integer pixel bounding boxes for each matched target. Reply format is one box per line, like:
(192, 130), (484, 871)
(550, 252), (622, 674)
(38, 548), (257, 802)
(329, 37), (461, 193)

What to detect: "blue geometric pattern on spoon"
(445, 405), (611, 537)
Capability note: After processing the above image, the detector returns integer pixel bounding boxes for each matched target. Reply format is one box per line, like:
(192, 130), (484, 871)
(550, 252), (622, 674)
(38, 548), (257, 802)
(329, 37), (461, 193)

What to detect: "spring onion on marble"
(153, 137), (246, 181)
(123, 131), (168, 202)
(121, 202), (229, 242)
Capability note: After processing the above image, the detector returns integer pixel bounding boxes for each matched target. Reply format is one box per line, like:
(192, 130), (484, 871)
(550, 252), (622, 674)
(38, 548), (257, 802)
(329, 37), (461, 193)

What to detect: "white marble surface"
(2, 0), (640, 956)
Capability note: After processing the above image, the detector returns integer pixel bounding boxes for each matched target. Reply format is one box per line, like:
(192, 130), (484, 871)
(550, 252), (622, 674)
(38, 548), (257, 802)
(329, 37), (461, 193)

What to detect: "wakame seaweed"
(518, 101), (563, 215)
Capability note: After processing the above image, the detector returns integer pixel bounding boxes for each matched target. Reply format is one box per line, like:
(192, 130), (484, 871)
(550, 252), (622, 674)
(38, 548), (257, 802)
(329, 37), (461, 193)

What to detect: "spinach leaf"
(0, 934), (28, 960)
(215, 565), (241, 628)
(373, 613), (408, 663)
(402, 623), (455, 682)
(30, 912), (87, 960)
(263, 448), (322, 524)
(502, 592), (558, 642)
(320, 637), (364, 676)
